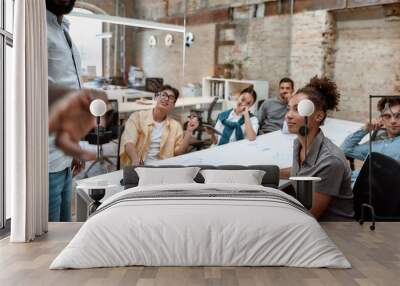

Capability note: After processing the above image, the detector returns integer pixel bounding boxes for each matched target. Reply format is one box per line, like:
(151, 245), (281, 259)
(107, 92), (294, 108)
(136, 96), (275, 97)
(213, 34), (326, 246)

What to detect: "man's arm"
(119, 113), (141, 166)
(48, 83), (75, 107)
(124, 143), (141, 166)
(49, 88), (108, 160)
(340, 128), (369, 160)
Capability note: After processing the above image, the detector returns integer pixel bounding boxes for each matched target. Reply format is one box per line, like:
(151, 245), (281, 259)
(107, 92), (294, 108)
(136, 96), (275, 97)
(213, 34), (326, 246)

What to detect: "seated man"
(341, 97), (400, 182)
(258, 77), (294, 134)
(119, 85), (199, 166)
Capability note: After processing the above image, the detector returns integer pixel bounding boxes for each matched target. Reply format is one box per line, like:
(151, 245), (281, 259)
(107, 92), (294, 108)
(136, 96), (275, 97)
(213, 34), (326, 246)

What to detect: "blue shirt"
(341, 128), (400, 161)
(341, 128), (400, 184)
(47, 10), (82, 172)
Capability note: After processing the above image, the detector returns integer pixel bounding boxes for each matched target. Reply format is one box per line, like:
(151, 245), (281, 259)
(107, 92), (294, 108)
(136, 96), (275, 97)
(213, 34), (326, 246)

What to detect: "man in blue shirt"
(341, 98), (400, 182)
(46, 0), (83, 222)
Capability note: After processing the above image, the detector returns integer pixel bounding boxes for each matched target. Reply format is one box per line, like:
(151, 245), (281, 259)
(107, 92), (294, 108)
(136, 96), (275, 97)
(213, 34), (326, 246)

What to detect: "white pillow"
(200, 169), (266, 185)
(135, 167), (201, 186)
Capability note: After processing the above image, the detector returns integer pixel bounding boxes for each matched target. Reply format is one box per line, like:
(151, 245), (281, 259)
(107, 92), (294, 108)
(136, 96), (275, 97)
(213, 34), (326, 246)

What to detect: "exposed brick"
(333, 6), (400, 120)
(134, 24), (216, 89)
(124, 1), (400, 120)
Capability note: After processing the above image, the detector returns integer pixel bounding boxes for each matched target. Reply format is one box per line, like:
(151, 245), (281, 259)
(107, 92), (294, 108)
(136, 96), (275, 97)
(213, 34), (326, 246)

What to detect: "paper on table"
(244, 141), (271, 152)
(173, 156), (225, 166)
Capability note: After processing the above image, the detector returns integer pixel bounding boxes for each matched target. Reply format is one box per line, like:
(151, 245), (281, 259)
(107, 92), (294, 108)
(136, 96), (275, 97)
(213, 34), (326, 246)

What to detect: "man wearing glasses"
(119, 85), (199, 166)
(341, 98), (400, 182)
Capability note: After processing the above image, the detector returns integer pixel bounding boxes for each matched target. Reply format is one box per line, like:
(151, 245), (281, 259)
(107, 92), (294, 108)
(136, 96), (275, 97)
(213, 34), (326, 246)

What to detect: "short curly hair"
(377, 97), (400, 112)
(295, 76), (340, 124)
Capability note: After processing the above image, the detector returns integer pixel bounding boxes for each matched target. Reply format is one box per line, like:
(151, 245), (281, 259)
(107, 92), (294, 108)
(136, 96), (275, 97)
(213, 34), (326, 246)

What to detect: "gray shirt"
(258, 98), (288, 134)
(291, 131), (354, 220)
(47, 11), (82, 172)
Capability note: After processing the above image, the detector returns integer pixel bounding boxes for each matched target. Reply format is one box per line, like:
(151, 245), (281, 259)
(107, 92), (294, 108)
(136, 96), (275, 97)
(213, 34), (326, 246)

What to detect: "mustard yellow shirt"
(119, 109), (184, 167)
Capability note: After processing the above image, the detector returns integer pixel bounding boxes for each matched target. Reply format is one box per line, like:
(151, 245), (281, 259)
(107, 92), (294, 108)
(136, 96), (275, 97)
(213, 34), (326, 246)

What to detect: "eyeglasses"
(380, 112), (400, 121)
(157, 92), (176, 102)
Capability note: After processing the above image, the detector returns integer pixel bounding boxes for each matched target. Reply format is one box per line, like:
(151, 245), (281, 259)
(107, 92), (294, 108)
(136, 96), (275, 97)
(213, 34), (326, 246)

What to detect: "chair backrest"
(84, 99), (120, 144)
(122, 164), (280, 190)
(145, 78), (163, 92)
(107, 99), (120, 139)
(257, 99), (265, 111)
(346, 156), (355, 171)
(353, 152), (400, 220)
(116, 124), (126, 170)
(206, 96), (219, 124)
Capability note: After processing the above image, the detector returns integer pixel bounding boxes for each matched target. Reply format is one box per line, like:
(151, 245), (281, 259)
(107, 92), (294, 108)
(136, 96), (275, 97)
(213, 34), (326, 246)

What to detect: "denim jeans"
(49, 168), (72, 222)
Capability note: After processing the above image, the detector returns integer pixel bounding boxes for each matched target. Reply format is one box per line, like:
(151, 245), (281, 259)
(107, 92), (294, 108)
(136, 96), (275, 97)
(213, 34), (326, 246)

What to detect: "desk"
(106, 88), (154, 103)
(118, 96), (223, 115)
(159, 118), (363, 168)
(76, 118), (363, 221)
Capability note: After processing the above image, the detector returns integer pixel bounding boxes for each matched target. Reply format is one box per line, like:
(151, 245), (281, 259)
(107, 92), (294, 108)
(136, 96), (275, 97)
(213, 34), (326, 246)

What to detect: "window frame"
(0, 0), (13, 232)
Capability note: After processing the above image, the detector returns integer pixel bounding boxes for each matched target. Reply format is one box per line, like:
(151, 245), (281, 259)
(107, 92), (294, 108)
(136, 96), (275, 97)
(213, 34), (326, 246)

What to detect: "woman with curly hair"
(282, 76), (353, 220)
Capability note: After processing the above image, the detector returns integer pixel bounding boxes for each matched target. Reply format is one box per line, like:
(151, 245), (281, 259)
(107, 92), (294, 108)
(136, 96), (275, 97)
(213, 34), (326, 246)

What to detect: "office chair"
(257, 99), (265, 111)
(145, 78), (163, 92)
(116, 124), (125, 170)
(183, 97), (221, 151)
(353, 152), (400, 222)
(84, 100), (121, 177)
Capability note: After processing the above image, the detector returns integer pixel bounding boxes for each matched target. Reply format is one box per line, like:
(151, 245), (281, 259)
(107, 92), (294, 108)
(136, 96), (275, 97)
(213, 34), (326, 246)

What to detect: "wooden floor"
(0, 222), (399, 286)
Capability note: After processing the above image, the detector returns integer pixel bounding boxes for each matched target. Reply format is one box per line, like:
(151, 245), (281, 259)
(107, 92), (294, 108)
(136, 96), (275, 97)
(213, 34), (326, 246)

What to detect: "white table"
(76, 118), (363, 221)
(159, 118), (363, 167)
(118, 96), (223, 114)
(106, 88), (154, 103)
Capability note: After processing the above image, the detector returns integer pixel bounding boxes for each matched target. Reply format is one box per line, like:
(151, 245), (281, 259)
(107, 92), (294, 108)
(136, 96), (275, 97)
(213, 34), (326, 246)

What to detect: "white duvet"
(50, 183), (351, 269)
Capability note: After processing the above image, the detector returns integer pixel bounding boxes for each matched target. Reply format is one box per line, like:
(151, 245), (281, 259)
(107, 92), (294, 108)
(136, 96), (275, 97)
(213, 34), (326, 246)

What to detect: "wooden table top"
(0, 222), (399, 286)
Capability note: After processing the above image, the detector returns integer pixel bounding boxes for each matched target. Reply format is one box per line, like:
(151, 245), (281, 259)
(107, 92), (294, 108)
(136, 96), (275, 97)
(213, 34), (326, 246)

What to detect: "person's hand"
(242, 106), (250, 118)
(186, 116), (199, 133)
(49, 89), (108, 161)
(364, 118), (383, 132)
(71, 157), (85, 177)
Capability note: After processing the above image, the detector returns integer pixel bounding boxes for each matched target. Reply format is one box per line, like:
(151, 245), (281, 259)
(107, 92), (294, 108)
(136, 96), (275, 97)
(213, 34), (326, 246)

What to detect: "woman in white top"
(212, 86), (259, 145)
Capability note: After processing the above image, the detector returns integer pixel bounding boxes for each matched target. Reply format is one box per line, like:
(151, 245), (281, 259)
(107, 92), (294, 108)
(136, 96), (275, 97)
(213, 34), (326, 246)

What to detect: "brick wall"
(134, 24), (216, 89)
(134, 30), (184, 89)
(245, 15), (291, 94)
(79, 0), (400, 121)
(290, 10), (331, 90)
(333, 7), (400, 120)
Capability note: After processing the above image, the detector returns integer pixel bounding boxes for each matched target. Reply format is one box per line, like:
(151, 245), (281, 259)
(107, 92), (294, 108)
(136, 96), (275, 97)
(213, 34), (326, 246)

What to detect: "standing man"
(46, 0), (83, 222)
(258, 78), (294, 134)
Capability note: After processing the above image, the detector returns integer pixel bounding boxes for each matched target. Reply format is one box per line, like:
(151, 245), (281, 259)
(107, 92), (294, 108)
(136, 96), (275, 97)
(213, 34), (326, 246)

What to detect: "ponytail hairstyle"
(295, 76), (340, 124)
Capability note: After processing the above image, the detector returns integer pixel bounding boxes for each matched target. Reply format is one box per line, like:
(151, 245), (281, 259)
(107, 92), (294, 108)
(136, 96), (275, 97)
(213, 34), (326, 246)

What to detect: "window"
(1, 0), (14, 231)
(5, 0), (13, 33)
(68, 8), (103, 79)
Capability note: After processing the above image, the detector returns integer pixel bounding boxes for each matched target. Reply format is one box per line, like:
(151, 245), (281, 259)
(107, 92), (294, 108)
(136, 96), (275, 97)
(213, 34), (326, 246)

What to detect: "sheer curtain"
(7, 0), (48, 242)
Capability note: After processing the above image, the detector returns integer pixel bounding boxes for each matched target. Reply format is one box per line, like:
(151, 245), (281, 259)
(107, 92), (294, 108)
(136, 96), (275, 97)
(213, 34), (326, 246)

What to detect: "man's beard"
(46, 0), (76, 16)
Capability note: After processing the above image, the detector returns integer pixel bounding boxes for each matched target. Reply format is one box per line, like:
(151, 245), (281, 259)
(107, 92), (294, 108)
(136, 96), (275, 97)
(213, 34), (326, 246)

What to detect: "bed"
(50, 165), (351, 269)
